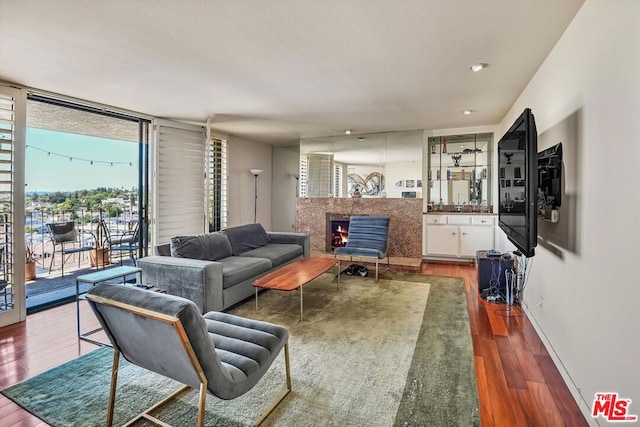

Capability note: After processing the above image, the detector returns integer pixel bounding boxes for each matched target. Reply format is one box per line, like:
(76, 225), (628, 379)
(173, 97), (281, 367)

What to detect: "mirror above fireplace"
(299, 129), (423, 199)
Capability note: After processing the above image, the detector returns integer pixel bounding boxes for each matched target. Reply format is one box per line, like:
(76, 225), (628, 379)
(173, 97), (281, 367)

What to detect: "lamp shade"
(250, 168), (263, 176)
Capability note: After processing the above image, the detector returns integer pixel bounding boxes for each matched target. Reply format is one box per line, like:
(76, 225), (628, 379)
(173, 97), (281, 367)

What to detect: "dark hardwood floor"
(0, 262), (587, 426)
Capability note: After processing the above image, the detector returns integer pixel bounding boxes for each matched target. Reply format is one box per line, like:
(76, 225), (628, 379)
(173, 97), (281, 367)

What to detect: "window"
(207, 137), (228, 231)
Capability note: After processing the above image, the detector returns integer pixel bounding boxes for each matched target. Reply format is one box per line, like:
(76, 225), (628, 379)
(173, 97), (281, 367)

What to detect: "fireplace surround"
(297, 198), (422, 258)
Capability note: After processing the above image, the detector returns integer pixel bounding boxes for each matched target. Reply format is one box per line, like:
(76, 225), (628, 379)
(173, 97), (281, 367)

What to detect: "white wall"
(227, 135), (273, 228)
(499, 1), (640, 423)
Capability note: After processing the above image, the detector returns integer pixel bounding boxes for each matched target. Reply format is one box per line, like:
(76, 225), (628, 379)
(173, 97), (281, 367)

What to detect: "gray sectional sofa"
(137, 223), (310, 313)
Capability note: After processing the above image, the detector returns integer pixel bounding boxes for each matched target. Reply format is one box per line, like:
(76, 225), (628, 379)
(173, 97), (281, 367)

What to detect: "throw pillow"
(224, 223), (271, 255)
(171, 233), (233, 261)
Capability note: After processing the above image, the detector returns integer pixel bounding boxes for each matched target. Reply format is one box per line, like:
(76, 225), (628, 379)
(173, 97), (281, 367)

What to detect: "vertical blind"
(306, 153), (333, 197)
(153, 119), (206, 247)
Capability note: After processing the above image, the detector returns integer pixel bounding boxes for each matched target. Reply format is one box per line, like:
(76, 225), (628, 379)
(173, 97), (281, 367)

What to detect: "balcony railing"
(26, 208), (139, 277)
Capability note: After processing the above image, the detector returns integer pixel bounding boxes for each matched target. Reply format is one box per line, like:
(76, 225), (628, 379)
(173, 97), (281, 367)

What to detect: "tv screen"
(498, 108), (538, 257)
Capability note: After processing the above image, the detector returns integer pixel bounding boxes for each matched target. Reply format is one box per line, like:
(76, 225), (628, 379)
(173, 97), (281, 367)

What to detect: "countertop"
(423, 211), (496, 216)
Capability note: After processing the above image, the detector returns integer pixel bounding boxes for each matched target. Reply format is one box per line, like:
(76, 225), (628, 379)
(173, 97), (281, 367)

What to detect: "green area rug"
(2, 272), (479, 426)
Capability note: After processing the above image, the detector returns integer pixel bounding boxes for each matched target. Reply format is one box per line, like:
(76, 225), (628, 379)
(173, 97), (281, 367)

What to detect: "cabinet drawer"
(471, 216), (495, 226)
(425, 215), (446, 225)
(446, 215), (471, 225)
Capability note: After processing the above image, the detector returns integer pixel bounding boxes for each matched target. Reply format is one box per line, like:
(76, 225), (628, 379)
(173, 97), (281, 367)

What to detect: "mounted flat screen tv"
(498, 108), (538, 257)
(538, 142), (563, 221)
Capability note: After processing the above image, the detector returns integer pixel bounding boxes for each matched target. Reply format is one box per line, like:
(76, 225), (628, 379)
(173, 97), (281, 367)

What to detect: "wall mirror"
(299, 129), (423, 198)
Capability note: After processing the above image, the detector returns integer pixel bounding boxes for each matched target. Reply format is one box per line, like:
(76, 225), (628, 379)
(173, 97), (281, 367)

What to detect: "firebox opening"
(326, 213), (352, 253)
(330, 220), (349, 250)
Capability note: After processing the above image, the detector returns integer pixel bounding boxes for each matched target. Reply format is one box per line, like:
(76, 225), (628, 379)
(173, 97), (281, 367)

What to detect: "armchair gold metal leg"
(122, 384), (191, 427)
(107, 348), (121, 427)
(197, 383), (206, 427)
(375, 260), (379, 282)
(255, 342), (292, 426)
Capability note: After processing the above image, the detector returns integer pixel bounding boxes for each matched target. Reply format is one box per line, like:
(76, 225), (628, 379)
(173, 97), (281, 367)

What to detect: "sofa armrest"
(267, 232), (310, 257)
(137, 256), (224, 313)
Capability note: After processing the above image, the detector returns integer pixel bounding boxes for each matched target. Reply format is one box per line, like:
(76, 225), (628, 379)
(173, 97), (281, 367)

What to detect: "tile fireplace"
(297, 198), (422, 258)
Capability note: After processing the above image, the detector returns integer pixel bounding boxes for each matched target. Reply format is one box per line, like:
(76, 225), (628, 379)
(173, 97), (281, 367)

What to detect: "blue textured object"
(334, 216), (390, 281)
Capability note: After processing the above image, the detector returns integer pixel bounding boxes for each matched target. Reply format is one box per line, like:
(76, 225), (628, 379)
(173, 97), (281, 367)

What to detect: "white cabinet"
(423, 214), (495, 259)
(426, 225), (459, 256)
(460, 226), (494, 257)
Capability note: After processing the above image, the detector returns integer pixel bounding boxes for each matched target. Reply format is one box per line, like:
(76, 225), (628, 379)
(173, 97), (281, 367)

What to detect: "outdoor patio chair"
(334, 216), (390, 282)
(108, 221), (141, 265)
(86, 283), (291, 427)
(47, 221), (95, 276)
(0, 281), (10, 310)
(94, 220), (141, 266)
(0, 247), (9, 309)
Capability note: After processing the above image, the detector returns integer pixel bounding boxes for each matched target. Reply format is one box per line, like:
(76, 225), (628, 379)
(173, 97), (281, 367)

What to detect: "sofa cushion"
(171, 233), (233, 261)
(218, 256), (272, 288)
(239, 244), (303, 268)
(224, 223), (271, 255)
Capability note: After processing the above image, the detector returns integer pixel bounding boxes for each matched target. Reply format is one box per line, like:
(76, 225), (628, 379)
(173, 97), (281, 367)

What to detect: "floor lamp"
(250, 169), (263, 223)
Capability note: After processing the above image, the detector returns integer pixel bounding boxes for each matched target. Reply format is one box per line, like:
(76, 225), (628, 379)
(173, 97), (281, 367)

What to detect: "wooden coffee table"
(253, 257), (340, 321)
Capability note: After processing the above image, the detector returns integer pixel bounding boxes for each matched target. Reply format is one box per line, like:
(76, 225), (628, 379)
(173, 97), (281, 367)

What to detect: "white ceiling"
(0, 0), (584, 146)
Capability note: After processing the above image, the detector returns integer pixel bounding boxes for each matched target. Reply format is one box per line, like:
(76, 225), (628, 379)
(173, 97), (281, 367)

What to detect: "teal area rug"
(2, 273), (479, 426)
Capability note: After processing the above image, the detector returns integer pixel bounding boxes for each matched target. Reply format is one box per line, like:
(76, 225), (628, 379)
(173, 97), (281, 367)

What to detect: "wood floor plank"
(498, 349), (529, 390)
(475, 355), (494, 427)
(509, 387), (546, 427)
(481, 338), (519, 426)
(508, 318), (546, 384)
(527, 380), (566, 426)
(485, 303), (509, 336)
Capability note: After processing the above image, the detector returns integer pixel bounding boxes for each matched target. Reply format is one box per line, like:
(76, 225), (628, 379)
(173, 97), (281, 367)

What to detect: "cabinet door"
(426, 225), (459, 256)
(459, 226), (494, 257)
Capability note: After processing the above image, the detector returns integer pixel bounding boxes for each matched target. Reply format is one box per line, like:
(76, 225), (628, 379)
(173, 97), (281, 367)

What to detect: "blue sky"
(26, 128), (139, 192)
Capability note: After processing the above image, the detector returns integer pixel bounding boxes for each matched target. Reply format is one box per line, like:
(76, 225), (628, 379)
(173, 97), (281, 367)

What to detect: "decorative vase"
(25, 261), (36, 281)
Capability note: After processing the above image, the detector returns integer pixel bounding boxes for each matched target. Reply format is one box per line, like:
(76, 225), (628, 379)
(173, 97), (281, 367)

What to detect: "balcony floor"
(25, 253), (136, 313)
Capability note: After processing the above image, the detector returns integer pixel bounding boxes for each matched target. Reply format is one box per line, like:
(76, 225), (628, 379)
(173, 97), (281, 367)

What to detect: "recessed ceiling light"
(463, 110), (473, 115)
(470, 63), (488, 72)
(358, 137), (365, 142)
(345, 130), (352, 135)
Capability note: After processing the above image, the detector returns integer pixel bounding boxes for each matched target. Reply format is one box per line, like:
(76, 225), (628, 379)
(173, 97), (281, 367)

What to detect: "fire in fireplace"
(330, 221), (349, 249)
(326, 213), (351, 252)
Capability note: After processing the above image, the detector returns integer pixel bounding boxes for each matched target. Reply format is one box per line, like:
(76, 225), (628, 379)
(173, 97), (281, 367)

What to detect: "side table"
(76, 265), (142, 346)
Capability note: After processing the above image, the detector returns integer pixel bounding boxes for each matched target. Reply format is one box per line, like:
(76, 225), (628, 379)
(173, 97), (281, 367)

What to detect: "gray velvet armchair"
(334, 216), (390, 282)
(86, 284), (291, 427)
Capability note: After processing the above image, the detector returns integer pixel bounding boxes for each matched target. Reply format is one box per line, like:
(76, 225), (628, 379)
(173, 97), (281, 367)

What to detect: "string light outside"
(26, 144), (137, 166)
